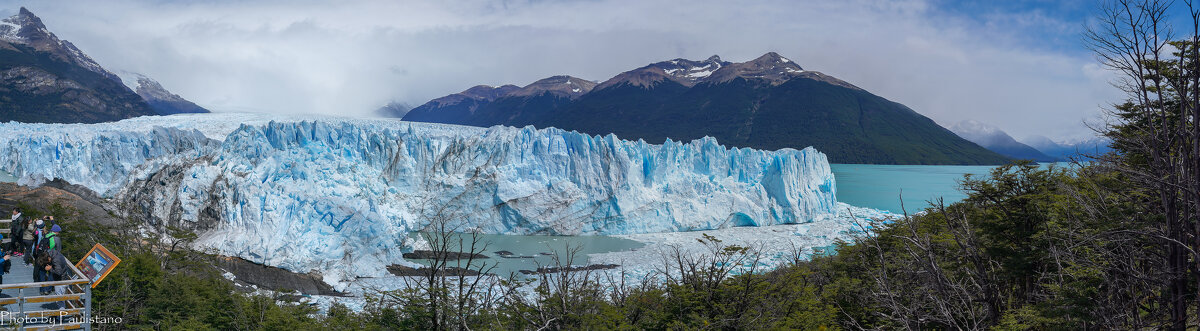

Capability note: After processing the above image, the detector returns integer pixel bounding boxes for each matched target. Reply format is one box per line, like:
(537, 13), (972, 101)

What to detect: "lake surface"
(0, 170), (15, 183)
(406, 233), (644, 278)
(831, 163), (1073, 213)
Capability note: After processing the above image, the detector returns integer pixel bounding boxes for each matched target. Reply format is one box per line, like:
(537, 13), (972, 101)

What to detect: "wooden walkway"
(0, 219), (91, 331)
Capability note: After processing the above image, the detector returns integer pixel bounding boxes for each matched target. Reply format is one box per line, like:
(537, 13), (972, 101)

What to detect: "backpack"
(35, 232), (53, 257)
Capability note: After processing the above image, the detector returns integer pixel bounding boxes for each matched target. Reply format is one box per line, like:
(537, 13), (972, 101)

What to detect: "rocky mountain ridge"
(401, 52), (1009, 165)
(0, 7), (206, 123)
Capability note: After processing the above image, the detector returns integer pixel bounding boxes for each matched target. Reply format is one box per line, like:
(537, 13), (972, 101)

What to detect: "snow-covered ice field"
(0, 113), (889, 295)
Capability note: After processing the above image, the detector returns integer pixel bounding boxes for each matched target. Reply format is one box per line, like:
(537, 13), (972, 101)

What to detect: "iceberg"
(0, 113), (837, 286)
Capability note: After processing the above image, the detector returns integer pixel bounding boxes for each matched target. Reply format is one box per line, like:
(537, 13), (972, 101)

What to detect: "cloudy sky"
(0, 0), (1143, 141)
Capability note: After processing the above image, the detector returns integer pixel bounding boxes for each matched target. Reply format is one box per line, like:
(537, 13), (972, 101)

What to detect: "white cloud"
(1, 0), (1121, 140)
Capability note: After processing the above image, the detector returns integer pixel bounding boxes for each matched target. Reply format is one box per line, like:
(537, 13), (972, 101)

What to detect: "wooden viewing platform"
(0, 219), (92, 331)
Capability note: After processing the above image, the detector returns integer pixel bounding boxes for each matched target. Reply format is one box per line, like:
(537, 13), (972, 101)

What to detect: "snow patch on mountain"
(1, 8), (119, 82)
(950, 119), (1001, 138)
(0, 20), (19, 41)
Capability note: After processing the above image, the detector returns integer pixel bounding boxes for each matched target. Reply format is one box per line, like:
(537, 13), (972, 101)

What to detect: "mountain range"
(375, 101), (412, 118)
(117, 72), (209, 115)
(1023, 135), (1112, 160)
(0, 7), (205, 124)
(949, 120), (1056, 162)
(401, 53), (1010, 165)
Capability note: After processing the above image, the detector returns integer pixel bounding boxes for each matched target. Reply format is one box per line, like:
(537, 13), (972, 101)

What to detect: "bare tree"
(1086, 0), (1200, 328)
(650, 233), (765, 329)
(502, 243), (609, 330)
(845, 199), (993, 330)
(378, 201), (499, 331)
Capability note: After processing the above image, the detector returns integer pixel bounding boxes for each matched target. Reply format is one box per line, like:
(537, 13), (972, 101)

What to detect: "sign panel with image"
(75, 243), (121, 288)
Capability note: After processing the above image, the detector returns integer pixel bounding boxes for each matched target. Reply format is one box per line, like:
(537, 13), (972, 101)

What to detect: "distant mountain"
(375, 101), (412, 118)
(117, 72), (209, 115)
(402, 76), (597, 128)
(402, 52), (1009, 165)
(0, 7), (158, 123)
(950, 120), (1056, 162)
(1023, 135), (1112, 160)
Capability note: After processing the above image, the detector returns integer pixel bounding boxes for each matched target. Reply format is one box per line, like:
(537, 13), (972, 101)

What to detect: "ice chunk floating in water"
(0, 114), (837, 287)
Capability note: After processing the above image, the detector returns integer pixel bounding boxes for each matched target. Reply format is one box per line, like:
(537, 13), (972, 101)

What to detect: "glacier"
(0, 113), (837, 287)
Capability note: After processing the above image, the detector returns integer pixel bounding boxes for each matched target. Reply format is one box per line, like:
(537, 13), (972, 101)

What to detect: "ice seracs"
(0, 113), (837, 288)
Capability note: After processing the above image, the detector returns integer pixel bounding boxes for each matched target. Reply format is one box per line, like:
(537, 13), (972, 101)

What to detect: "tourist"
(35, 255), (51, 295)
(21, 215), (35, 263)
(31, 219), (45, 282)
(45, 224), (61, 254)
(8, 209), (24, 253)
(44, 250), (70, 308)
(30, 218), (45, 260)
(0, 247), (9, 284)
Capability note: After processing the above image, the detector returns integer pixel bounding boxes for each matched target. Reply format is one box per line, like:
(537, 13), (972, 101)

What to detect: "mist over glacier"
(0, 113), (837, 287)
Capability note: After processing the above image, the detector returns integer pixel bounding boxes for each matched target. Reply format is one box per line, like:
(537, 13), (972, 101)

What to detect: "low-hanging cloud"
(1, 0), (1121, 140)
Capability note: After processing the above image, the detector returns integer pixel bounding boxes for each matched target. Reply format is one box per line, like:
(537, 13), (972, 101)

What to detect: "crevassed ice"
(0, 114), (837, 287)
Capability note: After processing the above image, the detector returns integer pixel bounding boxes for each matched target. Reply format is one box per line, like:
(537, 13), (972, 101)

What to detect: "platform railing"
(0, 218), (13, 245)
(0, 256), (92, 331)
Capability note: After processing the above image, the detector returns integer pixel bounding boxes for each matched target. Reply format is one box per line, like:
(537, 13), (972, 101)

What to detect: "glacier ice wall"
(0, 122), (217, 195)
(0, 114), (836, 286)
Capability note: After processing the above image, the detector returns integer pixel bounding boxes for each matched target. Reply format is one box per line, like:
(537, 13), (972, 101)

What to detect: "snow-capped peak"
(0, 8), (40, 43)
(745, 52), (804, 71)
(594, 55), (733, 90)
(0, 7), (120, 82)
(656, 55), (728, 83)
(949, 120), (1001, 136)
(509, 75), (597, 98)
(697, 52), (808, 86)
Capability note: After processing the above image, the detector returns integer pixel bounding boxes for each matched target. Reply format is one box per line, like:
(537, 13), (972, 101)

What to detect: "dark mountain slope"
(553, 77), (1007, 164)
(402, 53), (1010, 165)
(126, 74), (209, 115)
(0, 7), (156, 123)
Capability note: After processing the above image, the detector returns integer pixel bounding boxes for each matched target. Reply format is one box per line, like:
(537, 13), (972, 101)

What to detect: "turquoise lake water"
(0, 170), (15, 183)
(406, 233), (644, 277)
(831, 163), (1072, 213)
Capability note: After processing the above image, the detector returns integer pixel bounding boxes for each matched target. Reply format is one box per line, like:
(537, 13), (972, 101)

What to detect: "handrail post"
(83, 284), (91, 331)
(17, 287), (24, 331)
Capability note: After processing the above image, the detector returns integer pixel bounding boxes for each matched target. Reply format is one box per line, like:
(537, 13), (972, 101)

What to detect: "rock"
(385, 264), (483, 277)
(401, 250), (488, 260)
(518, 264), (620, 275)
(493, 250), (536, 259)
(0, 182), (120, 226)
(214, 256), (345, 297)
(41, 179), (105, 206)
